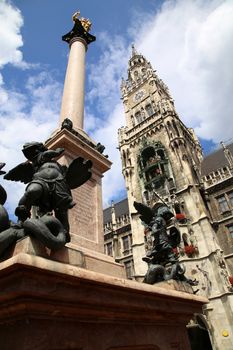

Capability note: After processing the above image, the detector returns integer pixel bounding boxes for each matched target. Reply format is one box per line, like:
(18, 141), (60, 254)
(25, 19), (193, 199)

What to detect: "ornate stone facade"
(104, 199), (134, 279)
(202, 142), (233, 275)
(104, 47), (233, 350)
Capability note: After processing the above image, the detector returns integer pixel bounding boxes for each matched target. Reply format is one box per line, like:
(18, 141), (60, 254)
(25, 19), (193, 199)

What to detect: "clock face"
(134, 90), (144, 102)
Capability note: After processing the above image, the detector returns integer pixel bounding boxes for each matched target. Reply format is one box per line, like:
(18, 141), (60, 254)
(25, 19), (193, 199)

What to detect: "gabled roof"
(103, 198), (129, 224)
(201, 143), (233, 176)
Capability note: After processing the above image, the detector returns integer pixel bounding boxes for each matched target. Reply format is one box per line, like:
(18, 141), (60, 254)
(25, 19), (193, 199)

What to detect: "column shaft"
(60, 38), (87, 130)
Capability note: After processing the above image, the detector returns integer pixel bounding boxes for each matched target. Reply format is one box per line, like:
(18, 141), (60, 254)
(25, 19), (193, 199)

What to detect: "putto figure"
(62, 10), (96, 45)
(134, 201), (197, 287)
(4, 142), (92, 245)
(134, 202), (179, 265)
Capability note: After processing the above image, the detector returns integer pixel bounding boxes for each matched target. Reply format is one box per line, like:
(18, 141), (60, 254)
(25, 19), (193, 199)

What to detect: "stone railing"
(203, 168), (233, 188)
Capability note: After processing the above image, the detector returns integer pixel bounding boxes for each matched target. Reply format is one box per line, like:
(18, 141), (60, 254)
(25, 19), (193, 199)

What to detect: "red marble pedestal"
(0, 239), (207, 350)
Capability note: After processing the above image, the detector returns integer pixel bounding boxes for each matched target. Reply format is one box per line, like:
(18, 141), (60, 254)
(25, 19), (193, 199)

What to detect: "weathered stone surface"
(2, 236), (126, 279)
(0, 252), (207, 350)
(46, 128), (111, 254)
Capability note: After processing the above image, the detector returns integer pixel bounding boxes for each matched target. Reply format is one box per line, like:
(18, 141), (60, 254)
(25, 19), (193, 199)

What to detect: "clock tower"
(118, 46), (233, 349)
(119, 45), (204, 277)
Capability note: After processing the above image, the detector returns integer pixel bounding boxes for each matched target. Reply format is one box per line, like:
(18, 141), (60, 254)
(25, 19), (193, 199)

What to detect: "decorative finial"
(220, 141), (226, 150)
(221, 141), (233, 168)
(131, 44), (138, 57)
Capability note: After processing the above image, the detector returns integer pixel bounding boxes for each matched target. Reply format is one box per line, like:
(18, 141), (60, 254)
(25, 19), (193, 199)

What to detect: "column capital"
(69, 37), (88, 51)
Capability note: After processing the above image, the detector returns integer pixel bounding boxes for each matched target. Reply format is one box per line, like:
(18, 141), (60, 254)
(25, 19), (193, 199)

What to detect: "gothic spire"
(131, 44), (138, 57)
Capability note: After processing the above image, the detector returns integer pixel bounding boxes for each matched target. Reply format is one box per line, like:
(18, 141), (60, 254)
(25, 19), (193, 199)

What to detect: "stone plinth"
(0, 248), (207, 350)
(46, 128), (111, 253)
(3, 236), (125, 279)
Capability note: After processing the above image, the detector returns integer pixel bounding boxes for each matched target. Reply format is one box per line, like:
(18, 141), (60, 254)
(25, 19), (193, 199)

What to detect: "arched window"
(138, 142), (171, 190)
(135, 111), (144, 124)
(130, 115), (135, 127)
(157, 149), (165, 160)
(145, 104), (154, 117)
(172, 120), (180, 136)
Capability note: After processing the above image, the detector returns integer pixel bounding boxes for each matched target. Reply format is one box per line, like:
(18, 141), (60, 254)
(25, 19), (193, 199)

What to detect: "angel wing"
(133, 201), (154, 225)
(0, 163), (6, 176)
(4, 161), (34, 184)
(66, 157), (92, 190)
(0, 184), (7, 205)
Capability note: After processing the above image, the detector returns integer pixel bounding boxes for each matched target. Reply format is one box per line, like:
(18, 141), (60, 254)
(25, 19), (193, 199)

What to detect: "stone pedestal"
(0, 241), (207, 350)
(3, 236), (125, 278)
(46, 128), (111, 254)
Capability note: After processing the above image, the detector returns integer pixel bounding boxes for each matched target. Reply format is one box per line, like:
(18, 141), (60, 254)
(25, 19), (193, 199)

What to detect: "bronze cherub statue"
(3, 142), (92, 249)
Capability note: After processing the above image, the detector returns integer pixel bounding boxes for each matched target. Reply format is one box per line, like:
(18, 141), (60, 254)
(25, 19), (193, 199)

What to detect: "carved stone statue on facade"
(0, 143), (92, 257)
(134, 201), (198, 286)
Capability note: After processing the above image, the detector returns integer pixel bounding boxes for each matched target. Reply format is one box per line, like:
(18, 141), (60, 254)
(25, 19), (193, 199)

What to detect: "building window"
(130, 115), (135, 127)
(124, 260), (134, 279)
(105, 242), (113, 256)
(135, 111), (144, 124)
(145, 104), (154, 117)
(228, 192), (233, 206)
(122, 235), (131, 251)
(217, 195), (230, 213)
(227, 225), (233, 238)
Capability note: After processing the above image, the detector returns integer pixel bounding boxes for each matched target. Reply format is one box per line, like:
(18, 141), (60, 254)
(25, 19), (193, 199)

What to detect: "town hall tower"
(118, 47), (233, 350)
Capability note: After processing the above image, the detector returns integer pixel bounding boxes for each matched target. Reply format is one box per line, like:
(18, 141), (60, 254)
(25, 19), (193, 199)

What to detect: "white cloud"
(86, 33), (129, 115)
(84, 0), (233, 206)
(0, 2), (62, 216)
(0, 72), (62, 218)
(85, 33), (130, 206)
(133, 0), (233, 142)
(0, 0), (31, 69)
(89, 104), (126, 208)
(2, 0), (233, 213)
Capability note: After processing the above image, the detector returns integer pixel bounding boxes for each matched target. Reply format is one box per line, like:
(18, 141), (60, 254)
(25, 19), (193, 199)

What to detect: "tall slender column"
(60, 38), (87, 130)
(59, 12), (96, 130)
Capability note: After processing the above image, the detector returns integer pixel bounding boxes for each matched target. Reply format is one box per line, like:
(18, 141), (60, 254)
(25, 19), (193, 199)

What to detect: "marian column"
(46, 12), (112, 255)
(59, 11), (95, 130)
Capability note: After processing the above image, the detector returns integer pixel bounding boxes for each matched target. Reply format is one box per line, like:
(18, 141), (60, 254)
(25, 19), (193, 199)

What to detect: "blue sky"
(0, 0), (233, 218)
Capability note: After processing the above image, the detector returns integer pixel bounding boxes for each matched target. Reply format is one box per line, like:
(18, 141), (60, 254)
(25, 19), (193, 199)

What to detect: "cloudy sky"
(0, 0), (233, 217)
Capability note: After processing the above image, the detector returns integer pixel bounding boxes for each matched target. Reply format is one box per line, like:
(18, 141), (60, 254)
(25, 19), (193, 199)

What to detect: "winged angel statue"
(134, 201), (198, 286)
(0, 142), (92, 256)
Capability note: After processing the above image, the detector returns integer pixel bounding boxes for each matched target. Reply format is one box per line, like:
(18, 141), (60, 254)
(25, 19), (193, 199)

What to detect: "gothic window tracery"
(130, 115), (135, 127)
(135, 111), (145, 124)
(172, 120), (180, 136)
(145, 104), (154, 117)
